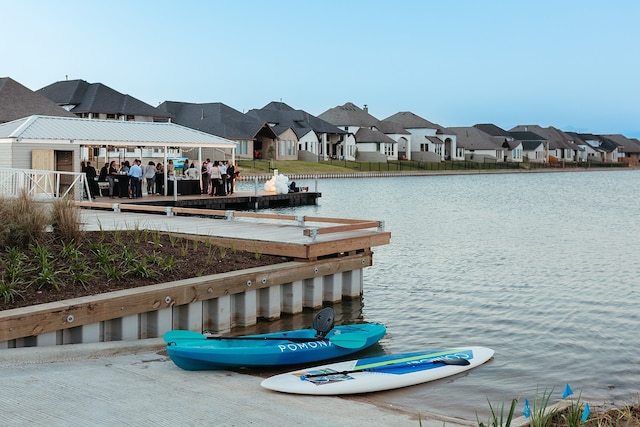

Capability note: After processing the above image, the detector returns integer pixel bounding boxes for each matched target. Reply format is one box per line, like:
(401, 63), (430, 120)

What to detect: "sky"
(3, 0), (639, 137)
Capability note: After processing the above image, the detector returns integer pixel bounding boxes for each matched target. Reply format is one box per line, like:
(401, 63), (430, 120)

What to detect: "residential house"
(158, 101), (277, 161)
(37, 79), (175, 162)
(318, 102), (394, 161)
(602, 134), (640, 165)
(508, 130), (548, 163)
(384, 112), (459, 161)
(566, 132), (622, 163)
(0, 77), (76, 123)
(473, 123), (523, 162)
(510, 125), (580, 163)
(246, 102), (346, 161)
(450, 126), (504, 162)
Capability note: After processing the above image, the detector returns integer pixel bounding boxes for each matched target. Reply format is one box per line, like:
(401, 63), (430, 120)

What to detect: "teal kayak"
(165, 323), (386, 371)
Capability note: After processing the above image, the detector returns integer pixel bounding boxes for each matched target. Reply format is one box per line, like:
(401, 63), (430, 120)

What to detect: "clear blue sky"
(3, 0), (639, 137)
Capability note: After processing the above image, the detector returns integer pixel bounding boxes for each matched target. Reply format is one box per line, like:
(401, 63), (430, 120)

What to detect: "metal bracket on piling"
(377, 220), (385, 232)
(165, 206), (173, 216)
(296, 215), (305, 226)
(225, 210), (235, 221)
(306, 228), (318, 242)
(112, 203), (120, 213)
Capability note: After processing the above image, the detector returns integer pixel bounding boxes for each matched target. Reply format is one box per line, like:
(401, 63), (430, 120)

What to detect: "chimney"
(363, 104), (368, 113)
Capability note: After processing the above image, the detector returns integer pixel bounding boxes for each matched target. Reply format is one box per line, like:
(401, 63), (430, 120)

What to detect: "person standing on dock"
(144, 161), (156, 195)
(226, 162), (235, 195)
(219, 161), (227, 196)
(201, 159), (210, 194)
(209, 160), (222, 196)
(128, 159), (143, 199)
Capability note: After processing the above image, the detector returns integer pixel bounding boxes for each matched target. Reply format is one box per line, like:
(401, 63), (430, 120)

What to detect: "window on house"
(106, 114), (116, 120)
(237, 140), (248, 155)
(126, 115), (135, 121)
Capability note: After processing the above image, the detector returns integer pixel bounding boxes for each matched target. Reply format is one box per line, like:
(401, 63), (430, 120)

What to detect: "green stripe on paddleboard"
(354, 349), (466, 371)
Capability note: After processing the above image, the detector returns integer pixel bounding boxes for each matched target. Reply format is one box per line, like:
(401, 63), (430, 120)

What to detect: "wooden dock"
(90, 189), (321, 210)
(0, 206), (391, 347)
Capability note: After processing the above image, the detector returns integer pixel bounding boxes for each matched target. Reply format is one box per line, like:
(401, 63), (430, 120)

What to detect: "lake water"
(237, 169), (640, 421)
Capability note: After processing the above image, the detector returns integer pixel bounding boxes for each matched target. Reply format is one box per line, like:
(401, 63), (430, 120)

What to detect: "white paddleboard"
(261, 346), (494, 395)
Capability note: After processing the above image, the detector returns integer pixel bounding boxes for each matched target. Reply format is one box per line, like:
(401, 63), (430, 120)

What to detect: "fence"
(0, 167), (91, 201)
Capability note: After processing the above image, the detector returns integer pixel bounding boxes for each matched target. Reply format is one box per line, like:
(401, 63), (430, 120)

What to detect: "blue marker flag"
(523, 398), (531, 418)
(581, 403), (590, 422)
(562, 384), (573, 399)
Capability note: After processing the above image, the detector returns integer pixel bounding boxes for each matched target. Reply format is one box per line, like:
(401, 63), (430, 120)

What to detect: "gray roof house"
(158, 101), (277, 160)
(473, 123), (523, 162)
(0, 77), (76, 123)
(384, 112), (458, 162)
(602, 134), (640, 164)
(318, 102), (393, 161)
(37, 79), (172, 122)
(509, 130), (548, 163)
(565, 132), (622, 163)
(450, 126), (504, 162)
(246, 102), (346, 161)
(511, 125), (581, 162)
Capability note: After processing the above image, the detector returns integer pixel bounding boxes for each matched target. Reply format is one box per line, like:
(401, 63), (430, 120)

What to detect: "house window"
(237, 140), (248, 155)
(106, 114), (116, 120)
(126, 115), (135, 121)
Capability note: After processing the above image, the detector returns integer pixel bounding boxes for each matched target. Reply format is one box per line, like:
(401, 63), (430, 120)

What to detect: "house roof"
(508, 130), (547, 142)
(602, 134), (640, 154)
(246, 102), (345, 138)
(318, 102), (380, 128)
(510, 125), (577, 151)
(384, 111), (452, 134)
(473, 123), (512, 138)
(0, 115), (237, 148)
(36, 79), (171, 119)
(354, 127), (397, 144)
(158, 101), (277, 140)
(0, 77), (76, 123)
(375, 119), (410, 135)
(450, 126), (500, 150)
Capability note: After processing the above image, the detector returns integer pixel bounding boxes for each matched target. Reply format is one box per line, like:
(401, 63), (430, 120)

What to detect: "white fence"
(0, 167), (91, 201)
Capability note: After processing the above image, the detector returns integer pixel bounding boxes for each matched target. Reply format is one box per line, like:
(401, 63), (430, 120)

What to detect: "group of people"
(86, 158), (236, 198)
(201, 159), (237, 196)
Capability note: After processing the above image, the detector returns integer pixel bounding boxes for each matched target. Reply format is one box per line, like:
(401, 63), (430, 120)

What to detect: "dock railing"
(0, 167), (91, 201)
(74, 201), (384, 241)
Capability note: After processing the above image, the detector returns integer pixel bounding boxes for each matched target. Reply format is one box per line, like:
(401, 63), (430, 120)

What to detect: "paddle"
(299, 354), (471, 380)
(164, 329), (367, 349)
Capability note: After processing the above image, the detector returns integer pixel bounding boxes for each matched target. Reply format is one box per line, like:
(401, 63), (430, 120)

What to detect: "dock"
(0, 206), (390, 348)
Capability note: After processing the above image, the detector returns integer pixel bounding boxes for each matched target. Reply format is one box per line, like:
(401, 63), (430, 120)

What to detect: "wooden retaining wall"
(0, 252), (370, 349)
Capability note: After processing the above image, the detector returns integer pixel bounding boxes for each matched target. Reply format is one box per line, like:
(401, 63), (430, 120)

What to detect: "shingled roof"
(318, 102), (379, 127)
(510, 125), (577, 151)
(158, 101), (277, 140)
(450, 126), (500, 150)
(384, 111), (451, 134)
(36, 79), (171, 119)
(246, 101), (345, 138)
(0, 77), (75, 123)
(354, 127), (397, 144)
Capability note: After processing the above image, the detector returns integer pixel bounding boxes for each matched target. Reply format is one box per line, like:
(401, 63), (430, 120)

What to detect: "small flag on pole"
(581, 403), (590, 422)
(523, 398), (531, 418)
(562, 384), (574, 399)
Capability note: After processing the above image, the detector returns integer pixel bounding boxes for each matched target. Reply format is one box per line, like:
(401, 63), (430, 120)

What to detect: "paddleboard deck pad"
(260, 346), (494, 395)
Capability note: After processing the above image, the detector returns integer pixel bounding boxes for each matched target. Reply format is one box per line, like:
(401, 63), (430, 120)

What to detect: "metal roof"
(0, 115), (237, 148)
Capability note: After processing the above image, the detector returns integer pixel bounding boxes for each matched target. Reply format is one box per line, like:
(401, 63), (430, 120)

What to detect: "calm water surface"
(238, 170), (640, 420)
